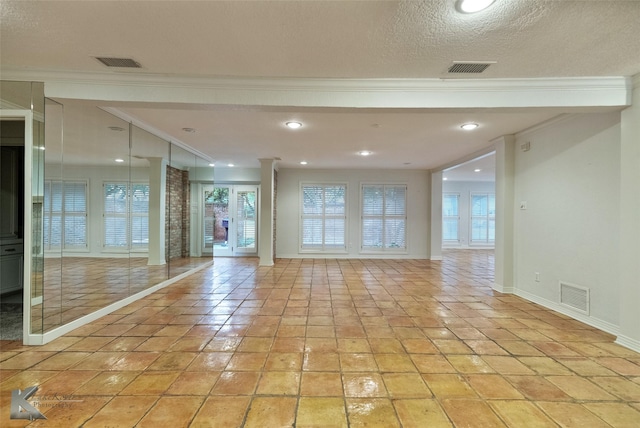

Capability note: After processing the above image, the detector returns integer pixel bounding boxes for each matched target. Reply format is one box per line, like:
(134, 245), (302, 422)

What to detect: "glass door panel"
(235, 187), (257, 254)
(209, 186), (231, 256)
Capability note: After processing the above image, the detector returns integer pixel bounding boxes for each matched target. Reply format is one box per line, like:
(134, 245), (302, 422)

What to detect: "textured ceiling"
(1, 0), (639, 172)
(3, 0), (640, 79)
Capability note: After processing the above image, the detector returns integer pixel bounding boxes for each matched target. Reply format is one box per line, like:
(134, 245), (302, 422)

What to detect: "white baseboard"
(514, 288), (620, 338)
(27, 260), (213, 345)
(442, 245), (495, 250)
(277, 253), (429, 260)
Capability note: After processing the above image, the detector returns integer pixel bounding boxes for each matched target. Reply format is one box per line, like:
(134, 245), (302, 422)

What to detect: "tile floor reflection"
(31, 256), (212, 332)
(1, 250), (639, 427)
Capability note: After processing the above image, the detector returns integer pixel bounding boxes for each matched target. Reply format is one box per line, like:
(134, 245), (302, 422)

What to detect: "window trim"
(299, 182), (348, 253)
(360, 182), (408, 254)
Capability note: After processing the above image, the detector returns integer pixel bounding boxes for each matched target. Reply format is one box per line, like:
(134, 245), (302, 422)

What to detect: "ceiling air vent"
(447, 61), (495, 74)
(95, 57), (142, 68)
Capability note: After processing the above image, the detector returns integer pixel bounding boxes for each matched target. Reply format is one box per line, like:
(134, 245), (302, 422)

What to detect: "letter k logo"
(10, 386), (47, 420)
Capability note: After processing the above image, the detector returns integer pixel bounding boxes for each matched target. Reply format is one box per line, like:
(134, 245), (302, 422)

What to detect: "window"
(301, 184), (346, 251)
(470, 193), (495, 244)
(131, 184), (150, 248)
(104, 182), (149, 249)
(443, 193), (460, 242)
(43, 180), (87, 249)
(362, 184), (406, 251)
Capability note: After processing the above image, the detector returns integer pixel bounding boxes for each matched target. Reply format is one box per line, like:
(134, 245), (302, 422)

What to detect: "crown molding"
(0, 68), (632, 110)
(513, 113), (578, 138)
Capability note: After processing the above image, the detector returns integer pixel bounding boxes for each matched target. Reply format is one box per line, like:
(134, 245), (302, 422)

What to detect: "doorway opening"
(203, 185), (259, 257)
(0, 119), (25, 341)
(442, 152), (496, 249)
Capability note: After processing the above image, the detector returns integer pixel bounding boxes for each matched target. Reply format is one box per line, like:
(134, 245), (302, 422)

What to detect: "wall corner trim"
(614, 335), (640, 354)
(493, 283), (514, 294)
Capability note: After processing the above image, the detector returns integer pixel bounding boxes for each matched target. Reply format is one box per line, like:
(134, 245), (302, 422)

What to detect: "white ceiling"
(444, 151), (496, 182)
(1, 0), (639, 174)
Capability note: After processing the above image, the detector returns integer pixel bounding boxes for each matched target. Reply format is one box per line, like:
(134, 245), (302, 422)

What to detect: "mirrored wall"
(2, 81), (214, 337)
(38, 99), (214, 333)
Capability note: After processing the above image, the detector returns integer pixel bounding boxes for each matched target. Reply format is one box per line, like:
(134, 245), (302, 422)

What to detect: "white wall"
(214, 167), (260, 183)
(443, 180), (495, 248)
(513, 112), (621, 327)
(276, 168), (430, 259)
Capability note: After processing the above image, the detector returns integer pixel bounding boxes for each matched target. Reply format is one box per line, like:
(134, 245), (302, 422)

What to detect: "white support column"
(430, 171), (442, 261)
(259, 158), (275, 266)
(616, 74), (640, 352)
(493, 135), (516, 293)
(147, 157), (167, 265)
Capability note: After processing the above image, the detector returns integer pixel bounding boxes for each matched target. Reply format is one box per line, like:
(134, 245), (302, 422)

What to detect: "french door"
(203, 185), (258, 256)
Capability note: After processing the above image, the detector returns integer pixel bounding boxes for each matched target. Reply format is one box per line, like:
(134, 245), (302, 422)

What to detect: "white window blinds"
(104, 182), (149, 249)
(470, 193), (495, 243)
(43, 180), (87, 249)
(443, 193), (460, 242)
(362, 184), (406, 250)
(301, 184), (346, 250)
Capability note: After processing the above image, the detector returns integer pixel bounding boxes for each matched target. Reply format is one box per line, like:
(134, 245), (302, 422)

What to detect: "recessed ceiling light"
(443, 177), (448, 181)
(358, 150), (372, 156)
(209, 163), (215, 167)
(182, 127), (196, 133)
(474, 169), (482, 172)
(300, 161), (308, 165)
(286, 121), (302, 129)
(115, 158), (124, 163)
(455, 0), (496, 14)
(227, 163), (235, 167)
(461, 123), (479, 130)
(108, 126), (125, 132)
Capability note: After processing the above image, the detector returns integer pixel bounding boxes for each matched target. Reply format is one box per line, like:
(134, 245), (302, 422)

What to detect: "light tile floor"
(1, 250), (640, 427)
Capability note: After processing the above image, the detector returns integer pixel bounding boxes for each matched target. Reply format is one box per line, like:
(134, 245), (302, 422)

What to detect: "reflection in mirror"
(192, 156), (215, 259)
(37, 97), (64, 333)
(30, 120), (45, 335)
(31, 83), (45, 335)
(3, 88), (216, 338)
(167, 144), (212, 279)
(130, 125), (170, 293)
(41, 101), (131, 331)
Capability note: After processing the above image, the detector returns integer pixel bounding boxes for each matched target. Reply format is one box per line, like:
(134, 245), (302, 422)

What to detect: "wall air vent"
(559, 281), (590, 315)
(95, 57), (142, 68)
(447, 61), (495, 74)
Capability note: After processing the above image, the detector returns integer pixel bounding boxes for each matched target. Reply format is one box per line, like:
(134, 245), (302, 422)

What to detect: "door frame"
(202, 184), (259, 257)
(1, 110), (37, 344)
